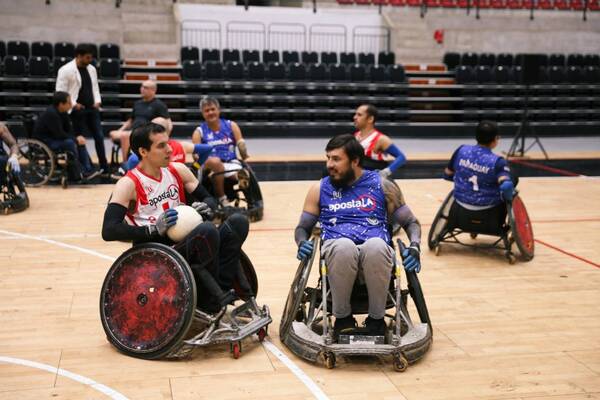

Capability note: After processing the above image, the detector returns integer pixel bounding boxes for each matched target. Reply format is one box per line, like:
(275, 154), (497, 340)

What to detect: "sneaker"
(364, 316), (386, 336)
(82, 169), (102, 181)
(333, 315), (357, 341)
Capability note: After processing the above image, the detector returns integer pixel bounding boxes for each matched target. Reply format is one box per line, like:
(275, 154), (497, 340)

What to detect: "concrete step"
(122, 43), (179, 60)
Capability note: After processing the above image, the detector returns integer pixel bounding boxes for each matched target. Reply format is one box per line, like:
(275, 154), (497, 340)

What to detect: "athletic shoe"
(364, 316), (386, 336)
(333, 315), (357, 341)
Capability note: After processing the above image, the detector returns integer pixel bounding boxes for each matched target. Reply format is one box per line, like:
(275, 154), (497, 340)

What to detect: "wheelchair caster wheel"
(506, 253), (516, 264)
(231, 342), (241, 359)
(393, 354), (409, 372)
(61, 176), (68, 189)
(257, 327), (267, 342)
(470, 233), (478, 239)
(434, 245), (441, 256)
(323, 352), (336, 369)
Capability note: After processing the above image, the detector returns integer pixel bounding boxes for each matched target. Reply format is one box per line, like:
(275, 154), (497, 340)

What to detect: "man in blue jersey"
(294, 134), (422, 340)
(444, 121), (515, 228)
(192, 96), (249, 207)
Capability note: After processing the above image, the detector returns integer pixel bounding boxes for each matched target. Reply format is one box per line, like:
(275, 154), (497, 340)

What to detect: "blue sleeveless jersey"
(199, 118), (236, 162)
(319, 170), (389, 244)
(451, 145), (508, 207)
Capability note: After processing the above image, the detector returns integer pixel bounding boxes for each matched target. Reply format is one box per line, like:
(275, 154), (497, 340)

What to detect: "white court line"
(0, 229), (330, 400)
(0, 356), (128, 400)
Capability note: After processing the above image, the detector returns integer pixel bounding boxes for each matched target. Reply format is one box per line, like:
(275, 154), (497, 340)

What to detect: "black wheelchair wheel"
(18, 139), (55, 187)
(428, 191), (455, 250)
(508, 195), (535, 261)
(100, 243), (197, 359)
(280, 239), (318, 339)
(1, 171), (29, 215)
(241, 165), (264, 222)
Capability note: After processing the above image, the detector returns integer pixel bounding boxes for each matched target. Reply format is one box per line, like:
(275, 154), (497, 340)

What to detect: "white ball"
(167, 204), (203, 242)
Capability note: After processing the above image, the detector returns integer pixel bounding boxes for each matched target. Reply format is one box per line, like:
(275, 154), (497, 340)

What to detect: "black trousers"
(172, 214), (249, 306)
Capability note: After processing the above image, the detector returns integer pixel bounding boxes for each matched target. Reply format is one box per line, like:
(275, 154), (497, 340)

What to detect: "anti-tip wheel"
(393, 354), (409, 372)
(507, 252), (517, 264)
(434, 245), (441, 256)
(231, 342), (241, 359)
(257, 327), (267, 342)
(323, 352), (336, 369)
(470, 233), (478, 239)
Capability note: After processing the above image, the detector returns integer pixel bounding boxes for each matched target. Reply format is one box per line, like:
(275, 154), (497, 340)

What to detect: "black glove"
(147, 208), (178, 237)
(401, 242), (421, 273)
(192, 201), (214, 221)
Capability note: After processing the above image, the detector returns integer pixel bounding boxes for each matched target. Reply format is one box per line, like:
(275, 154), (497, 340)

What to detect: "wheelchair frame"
(280, 234), (432, 372)
(428, 190), (534, 264)
(17, 138), (70, 188)
(100, 242), (272, 360)
(0, 167), (29, 214)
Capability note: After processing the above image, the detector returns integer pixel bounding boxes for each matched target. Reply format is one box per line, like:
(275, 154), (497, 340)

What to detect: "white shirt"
(55, 59), (101, 111)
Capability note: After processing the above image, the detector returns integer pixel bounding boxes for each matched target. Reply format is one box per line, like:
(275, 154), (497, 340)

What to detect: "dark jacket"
(32, 106), (74, 140)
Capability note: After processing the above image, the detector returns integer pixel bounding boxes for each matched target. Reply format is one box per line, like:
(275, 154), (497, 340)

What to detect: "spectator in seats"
(0, 123), (21, 182)
(443, 120), (516, 210)
(33, 92), (100, 182)
(109, 80), (172, 164)
(191, 96), (249, 207)
(56, 44), (108, 174)
(353, 104), (407, 179)
(123, 116), (212, 172)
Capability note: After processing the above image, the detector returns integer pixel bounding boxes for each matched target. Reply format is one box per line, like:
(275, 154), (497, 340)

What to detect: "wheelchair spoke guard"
(100, 243), (197, 359)
(508, 195), (535, 261)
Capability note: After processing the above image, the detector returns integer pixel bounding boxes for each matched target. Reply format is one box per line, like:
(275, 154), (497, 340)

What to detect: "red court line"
(509, 159), (583, 177)
(534, 238), (600, 269)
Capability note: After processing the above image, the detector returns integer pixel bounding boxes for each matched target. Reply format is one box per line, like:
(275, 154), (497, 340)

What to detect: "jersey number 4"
(468, 175), (479, 191)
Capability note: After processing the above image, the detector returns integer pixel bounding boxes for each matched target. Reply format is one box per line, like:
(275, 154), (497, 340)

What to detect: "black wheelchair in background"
(280, 228), (432, 372)
(428, 191), (534, 264)
(100, 243), (271, 360)
(0, 165), (29, 214)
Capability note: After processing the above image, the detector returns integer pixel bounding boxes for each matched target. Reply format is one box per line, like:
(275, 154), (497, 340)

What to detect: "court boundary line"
(534, 239), (600, 269)
(0, 356), (129, 400)
(0, 228), (330, 400)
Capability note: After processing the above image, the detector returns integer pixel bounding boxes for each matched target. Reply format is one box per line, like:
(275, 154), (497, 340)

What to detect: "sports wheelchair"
(0, 164), (29, 214)
(280, 229), (432, 372)
(196, 159), (264, 222)
(428, 191), (534, 264)
(100, 242), (272, 360)
(17, 138), (72, 188)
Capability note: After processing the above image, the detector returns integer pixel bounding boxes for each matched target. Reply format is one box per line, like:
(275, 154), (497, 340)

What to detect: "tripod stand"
(507, 87), (549, 159)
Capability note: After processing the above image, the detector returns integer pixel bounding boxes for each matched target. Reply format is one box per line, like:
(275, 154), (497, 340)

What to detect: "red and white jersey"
(354, 130), (384, 161)
(124, 164), (186, 227)
(169, 139), (186, 164)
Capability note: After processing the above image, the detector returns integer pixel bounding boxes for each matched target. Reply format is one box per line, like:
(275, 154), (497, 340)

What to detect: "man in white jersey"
(102, 122), (250, 311)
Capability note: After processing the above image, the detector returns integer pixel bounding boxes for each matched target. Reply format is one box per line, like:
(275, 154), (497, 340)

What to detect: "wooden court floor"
(0, 177), (599, 400)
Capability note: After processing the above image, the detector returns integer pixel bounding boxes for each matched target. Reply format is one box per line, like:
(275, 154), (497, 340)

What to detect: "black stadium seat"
(54, 42), (75, 58)
(31, 41), (53, 59)
(566, 66), (584, 84)
(202, 49), (220, 63)
(289, 63), (307, 81)
(0, 41), (5, 59)
(567, 53), (585, 67)
(496, 53), (513, 67)
(583, 54), (599, 67)
(455, 65), (476, 84)
(53, 57), (72, 75)
(349, 64), (367, 81)
(267, 62), (286, 80)
(476, 65), (493, 84)
(369, 64), (388, 82)
(491, 65), (513, 84)
(321, 51), (337, 65)
(100, 43), (120, 60)
(358, 52), (375, 66)
(308, 63), (327, 81)
(262, 50), (279, 64)
(388, 64), (406, 83)
(443, 52), (460, 70)
(225, 61), (244, 80)
(242, 50), (260, 64)
(548, 53), (566, 67)
(247, 61), (266, 80)
(460, 52), (478, 67)
(205, 61), (224, 79)
(182, 59), (202, 80)
(181, 46), (199, 62)
(329, 64), (348, 81)
(7, 41), (30, 59)
(3, 55), (27, 91)
(282, 50), (299, 64)
(378, 51), (395, 66)
(223, 49), (240, 63)
(478, 53), (496, 67)
(340, 52), (357, 65)
(301, 51), (318, 64)
(547, 65), (566, 84)
(582, 66), (600, 83)
(99, 58), (121, 79)
(29, 56), (51, 77)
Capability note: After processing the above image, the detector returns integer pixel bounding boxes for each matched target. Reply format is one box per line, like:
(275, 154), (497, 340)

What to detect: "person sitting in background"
(32, 91), (100, 182)
(109, 80), (171, 163)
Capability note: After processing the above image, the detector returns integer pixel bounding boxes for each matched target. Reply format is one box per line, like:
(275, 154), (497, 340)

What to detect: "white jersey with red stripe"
(124, 163), (187, 227)
(354, 130), (384, 161)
